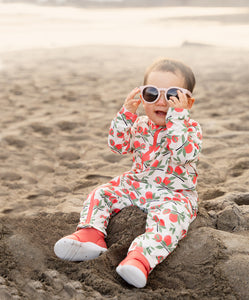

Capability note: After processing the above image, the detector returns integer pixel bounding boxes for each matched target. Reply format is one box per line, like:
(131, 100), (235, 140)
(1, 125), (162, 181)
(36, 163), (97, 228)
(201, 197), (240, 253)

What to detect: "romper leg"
(128, 194), (196, 270)
(77, 182), (131, 236)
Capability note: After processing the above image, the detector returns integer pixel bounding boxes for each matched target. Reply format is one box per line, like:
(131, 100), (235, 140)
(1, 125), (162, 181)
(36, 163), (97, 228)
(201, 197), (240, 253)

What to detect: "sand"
(0, 4), (249, 300)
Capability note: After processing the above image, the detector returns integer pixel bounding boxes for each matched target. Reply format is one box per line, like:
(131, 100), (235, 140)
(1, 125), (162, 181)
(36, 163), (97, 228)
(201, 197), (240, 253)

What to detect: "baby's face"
(142, 71), (186, 126)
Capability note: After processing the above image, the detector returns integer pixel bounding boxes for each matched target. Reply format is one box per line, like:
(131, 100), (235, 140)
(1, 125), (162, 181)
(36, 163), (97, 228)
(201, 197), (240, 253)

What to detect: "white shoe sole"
(54, 238), (107, 261)
(116, 264), (147, 288)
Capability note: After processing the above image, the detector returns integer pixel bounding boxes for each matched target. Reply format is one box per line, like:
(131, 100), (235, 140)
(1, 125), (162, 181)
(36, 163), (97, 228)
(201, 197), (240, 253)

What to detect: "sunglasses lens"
(167, 88), (179, 100)
(142, 87), (158, 102)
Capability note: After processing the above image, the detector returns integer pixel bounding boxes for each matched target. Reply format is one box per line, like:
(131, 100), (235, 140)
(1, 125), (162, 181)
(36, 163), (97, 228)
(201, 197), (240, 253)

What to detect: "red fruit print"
(115, 190), (122, 197)
(145, 191), (153, 199)
(157, 256), (164, 263)
(173, 197), (181, 202)
(184, 143), (193, 153)
(192, 122), (198, 127)
(144, 128), (148, 135)
(113, 208), (121, 214)
(163, 177), (171, 185)
(155, 176), (162, 184)
(120, 107), (125, 114)
(169, 213), (178, 223)
(194, 142), (199, 150)
(127, 179), (132, 185)
(193, 175), (197, 184)
(164, 235), (172, 246)
(172, 135), (178, 143)
(167, 166), (173, 174)
(130, 192), (136, 200)
(110, 139), (115, 146)
(140, 197), (146, 205)
(109, 128), (114, 135)
(181, 229), (187, 238)
(138, 126), (143, 133)
(93, 199), (99, 206)
(115, 144), (122, 150)
(117, 132), (124, 138)
(187, 136), (193, 143)
(136, 163), (142, 170)
(154, 234), (162, 242)
(134, 141), (141, 149)
(142, 152), (150, 162)
(146, 227), (153, 232)
(166, 120), (173, 128)
(163, 208), (171, 214)
(152, 160), (159, 168)
(184, 120), (190, 127)
(159, 219), (165, 226)
(175, 108), (183, 113)
(104, 190), (112, 197)
(125, 111), (136, 121)
(175, 166), (183, 175)
(163, 197), (171, 202)
(110, 197), (118, 204)
(153, 215), (159, 222)
(132, 181), (140, 189)
(110, 177), (120, 186)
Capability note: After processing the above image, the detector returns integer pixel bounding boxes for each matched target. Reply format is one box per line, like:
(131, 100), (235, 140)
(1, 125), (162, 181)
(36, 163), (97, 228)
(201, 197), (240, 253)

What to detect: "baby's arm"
(108, 88), (141, 155)
(166, 91), (202, 164)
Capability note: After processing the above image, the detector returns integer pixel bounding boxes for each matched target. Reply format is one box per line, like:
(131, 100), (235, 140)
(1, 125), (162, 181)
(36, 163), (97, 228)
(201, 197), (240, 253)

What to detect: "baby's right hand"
(124, 87), (141, 114)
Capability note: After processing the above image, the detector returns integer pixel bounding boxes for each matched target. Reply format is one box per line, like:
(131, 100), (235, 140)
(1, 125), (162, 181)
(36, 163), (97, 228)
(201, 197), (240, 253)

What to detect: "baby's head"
(144, 58), (195, 92)
(141, 58), (196, 126)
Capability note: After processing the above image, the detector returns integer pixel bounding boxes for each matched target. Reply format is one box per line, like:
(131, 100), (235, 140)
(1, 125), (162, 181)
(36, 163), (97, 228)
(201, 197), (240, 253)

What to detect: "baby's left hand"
(168, 90), (190, 110)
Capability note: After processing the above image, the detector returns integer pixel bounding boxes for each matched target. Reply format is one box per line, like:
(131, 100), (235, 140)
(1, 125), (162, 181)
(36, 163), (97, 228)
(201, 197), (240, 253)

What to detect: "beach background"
(0, 0), (249, 299)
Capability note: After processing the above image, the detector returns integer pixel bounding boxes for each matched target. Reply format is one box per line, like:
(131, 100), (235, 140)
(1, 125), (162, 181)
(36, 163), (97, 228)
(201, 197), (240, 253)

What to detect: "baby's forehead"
(146, 71), (186, 88)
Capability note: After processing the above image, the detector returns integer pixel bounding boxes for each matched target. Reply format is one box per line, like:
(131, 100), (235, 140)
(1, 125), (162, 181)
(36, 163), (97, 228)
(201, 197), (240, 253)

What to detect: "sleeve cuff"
(166, 107), (190, 121)
(119, 105), (138, 124)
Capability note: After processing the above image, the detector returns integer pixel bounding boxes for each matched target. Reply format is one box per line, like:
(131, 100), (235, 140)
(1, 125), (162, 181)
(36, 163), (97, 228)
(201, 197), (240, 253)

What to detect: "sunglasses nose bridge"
(157, 88), (167, 102)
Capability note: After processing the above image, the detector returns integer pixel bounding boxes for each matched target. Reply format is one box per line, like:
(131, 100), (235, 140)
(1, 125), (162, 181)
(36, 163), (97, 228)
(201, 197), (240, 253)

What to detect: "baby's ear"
(187, 97), (195, 109)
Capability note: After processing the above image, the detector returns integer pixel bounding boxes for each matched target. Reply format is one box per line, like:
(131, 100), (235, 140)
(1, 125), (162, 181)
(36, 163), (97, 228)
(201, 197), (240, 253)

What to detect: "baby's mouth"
(155, 110), (167, 117)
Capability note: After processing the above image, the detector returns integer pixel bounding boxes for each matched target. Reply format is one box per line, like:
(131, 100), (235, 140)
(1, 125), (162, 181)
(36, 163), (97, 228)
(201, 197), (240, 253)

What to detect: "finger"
(168, 100), (176, 107)
(126, 87), (141, 101)
(169, 96), (181, 105)
(177, 90), (188, 104)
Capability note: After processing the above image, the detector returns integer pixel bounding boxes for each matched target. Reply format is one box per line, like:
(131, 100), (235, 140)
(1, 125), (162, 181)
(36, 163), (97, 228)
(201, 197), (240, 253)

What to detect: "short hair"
(144, 58), (196, 92)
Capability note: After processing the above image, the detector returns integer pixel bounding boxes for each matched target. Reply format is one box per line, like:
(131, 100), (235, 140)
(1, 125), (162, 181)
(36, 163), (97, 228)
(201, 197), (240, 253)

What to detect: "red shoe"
(116, 250), (151, 288)
(54, 228), (107, 261)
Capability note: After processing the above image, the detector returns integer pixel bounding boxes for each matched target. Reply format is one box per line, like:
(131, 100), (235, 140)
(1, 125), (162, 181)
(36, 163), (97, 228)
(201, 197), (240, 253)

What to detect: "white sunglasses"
(140, 85), (192, 103)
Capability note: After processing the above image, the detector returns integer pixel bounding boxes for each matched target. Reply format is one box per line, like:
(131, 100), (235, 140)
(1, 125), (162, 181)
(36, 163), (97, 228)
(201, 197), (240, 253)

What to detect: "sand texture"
(0, 45), (249, 299)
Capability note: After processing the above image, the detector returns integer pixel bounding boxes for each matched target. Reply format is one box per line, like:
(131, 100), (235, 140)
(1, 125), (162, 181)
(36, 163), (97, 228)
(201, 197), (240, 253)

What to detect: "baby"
(54, 58), (202, 288)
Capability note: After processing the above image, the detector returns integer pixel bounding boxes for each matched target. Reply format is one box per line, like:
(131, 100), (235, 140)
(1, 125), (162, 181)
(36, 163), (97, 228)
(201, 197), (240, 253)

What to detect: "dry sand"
(0, 4), (249, 300)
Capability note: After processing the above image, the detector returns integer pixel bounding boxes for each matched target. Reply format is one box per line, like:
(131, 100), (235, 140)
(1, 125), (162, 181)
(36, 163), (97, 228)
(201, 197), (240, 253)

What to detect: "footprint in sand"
(228, 158), (249, 177)
(30, 122), (53, 135)
(201, 189), (226, 201)
(0, 171), (22, 181)
(57, 149), (80, 161)
(27, 189), (52, 200)
(3, 135), (26, 149)
(56, 120), (79, 131)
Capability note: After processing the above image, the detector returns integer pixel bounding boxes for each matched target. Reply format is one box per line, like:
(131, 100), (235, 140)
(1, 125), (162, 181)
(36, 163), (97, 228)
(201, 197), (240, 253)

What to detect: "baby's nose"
(157, 91), (167, 104)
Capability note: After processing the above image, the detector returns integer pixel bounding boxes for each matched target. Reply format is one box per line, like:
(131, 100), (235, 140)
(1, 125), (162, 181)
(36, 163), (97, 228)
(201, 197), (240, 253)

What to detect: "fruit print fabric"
(78, 106), (202, 270)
